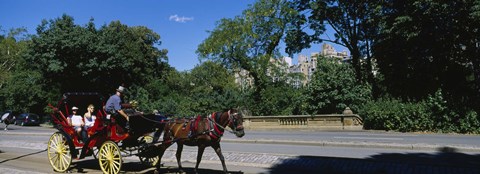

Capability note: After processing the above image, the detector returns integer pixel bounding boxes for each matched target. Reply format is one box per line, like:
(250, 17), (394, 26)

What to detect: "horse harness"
(166, 111), (238, 141)
(189, 112), (225, 140)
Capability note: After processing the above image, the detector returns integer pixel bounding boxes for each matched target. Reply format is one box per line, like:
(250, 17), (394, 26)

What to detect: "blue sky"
(1, 0), (347, 71)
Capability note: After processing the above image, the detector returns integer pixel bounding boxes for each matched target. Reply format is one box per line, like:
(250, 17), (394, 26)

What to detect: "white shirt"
(84, 115), (96, 128)
(70, 115), (83, 126)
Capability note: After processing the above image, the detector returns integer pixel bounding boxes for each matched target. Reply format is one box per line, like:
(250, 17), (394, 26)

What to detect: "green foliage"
(360, 89), (480, 133)
(374, 0), (479, 108)
(189, 61), (241, 113)
(0, 69), (46, 113)
(25, 14), (168, 96)
(251, 82), (305, 116)
(0, 28), (33, 112)
(305, 57), (372, 114)
(360, 98), (431, 132)
(425, 90), (452, 132)
(124, 62), (242, 117)
(458, 111), (480, 134)
(197, 0), (298, 115)
(0, 28), (29, 89)
(287, 0), (382, 81)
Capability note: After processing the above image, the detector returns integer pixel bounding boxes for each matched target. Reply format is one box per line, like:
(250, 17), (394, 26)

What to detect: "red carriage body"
(47, 92), (165, 173)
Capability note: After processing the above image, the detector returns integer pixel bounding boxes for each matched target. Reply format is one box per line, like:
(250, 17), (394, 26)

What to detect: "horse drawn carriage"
(47, 92), (245, 174)
(47, 92), (166, 174)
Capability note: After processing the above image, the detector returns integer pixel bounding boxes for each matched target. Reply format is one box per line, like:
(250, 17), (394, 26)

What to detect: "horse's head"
(228, 109), (245, 138)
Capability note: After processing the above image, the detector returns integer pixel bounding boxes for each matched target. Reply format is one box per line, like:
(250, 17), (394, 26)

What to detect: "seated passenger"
(67, 106), (87, 143)
(84, 104), (96, 130)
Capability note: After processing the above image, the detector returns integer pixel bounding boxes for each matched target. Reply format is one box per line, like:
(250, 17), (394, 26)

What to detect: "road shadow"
(0, 149), (47, 164)
(71, 159), (243, 174)
(71, 159), (154, 173)
(268, 146), (480, 174)
(149, 166), (244, 174)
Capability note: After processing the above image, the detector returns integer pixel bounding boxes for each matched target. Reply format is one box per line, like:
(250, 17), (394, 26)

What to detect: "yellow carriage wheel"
(138, 135), (159, 167)
(98, 141), (122, 174)
(47, 132), (72, 172)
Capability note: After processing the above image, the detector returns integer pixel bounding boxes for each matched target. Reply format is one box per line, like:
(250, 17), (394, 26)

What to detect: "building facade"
(234, 43), (350, 88)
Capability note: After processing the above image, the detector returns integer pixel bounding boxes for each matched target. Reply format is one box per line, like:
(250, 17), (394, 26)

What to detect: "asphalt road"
(4, 124), (480, 150)
(1, 124), (480, 174)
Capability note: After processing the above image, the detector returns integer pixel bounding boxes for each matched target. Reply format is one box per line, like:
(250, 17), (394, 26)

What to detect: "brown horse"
(155, 109), (245, 174)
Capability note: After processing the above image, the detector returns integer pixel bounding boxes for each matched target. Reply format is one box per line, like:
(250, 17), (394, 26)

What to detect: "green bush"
(360, 89), (480, 133)
(360, 98), (431, 132)
(458, 110), (480, 134)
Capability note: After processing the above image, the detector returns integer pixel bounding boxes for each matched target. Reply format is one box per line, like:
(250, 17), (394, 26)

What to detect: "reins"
(138, 111), (242, 137)
(138, 114), (169, 124)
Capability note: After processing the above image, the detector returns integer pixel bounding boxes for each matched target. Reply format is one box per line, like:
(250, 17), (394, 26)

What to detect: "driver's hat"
(116, 86), (125, 93)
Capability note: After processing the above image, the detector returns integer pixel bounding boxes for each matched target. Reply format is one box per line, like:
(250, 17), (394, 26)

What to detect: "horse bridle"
(208, 110), (243, 135)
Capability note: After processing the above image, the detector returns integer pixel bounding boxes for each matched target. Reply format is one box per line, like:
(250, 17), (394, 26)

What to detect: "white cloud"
(169, 14), (194, 23)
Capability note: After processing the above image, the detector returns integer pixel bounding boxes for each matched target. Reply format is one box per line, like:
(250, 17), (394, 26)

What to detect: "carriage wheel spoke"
(113, 166), (119, 173)
(48, 133), (71, 172)
(98, 141), (122, 174)
(53, 154), (59, 167)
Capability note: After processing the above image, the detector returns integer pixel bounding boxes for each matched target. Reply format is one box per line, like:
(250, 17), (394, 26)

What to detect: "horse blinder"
(229, 112), (245, 137)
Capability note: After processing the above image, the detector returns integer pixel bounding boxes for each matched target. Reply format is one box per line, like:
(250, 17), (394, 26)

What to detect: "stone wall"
(243, 114), (363, 130)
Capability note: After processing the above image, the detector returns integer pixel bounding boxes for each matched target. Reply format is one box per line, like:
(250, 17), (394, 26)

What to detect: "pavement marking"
(334, 136), (404, 141)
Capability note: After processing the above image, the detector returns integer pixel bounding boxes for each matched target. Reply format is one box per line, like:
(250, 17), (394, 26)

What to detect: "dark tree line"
(286, 0), (480, 110)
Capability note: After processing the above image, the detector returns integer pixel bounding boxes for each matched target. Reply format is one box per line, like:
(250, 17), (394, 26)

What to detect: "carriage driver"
(105, 86), (130, 130)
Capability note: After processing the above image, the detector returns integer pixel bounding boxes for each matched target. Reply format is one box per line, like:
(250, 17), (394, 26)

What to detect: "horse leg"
(154, 143), (172, 174)
(194, 145), (206, 174)
(176, 143), (184, 173)
(212, 143), (228, 173)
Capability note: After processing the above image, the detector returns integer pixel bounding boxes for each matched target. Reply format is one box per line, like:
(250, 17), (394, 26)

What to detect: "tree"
(25, 14), (168, 97)
(0, 70), (46, 113)
(189, 61), (240, 114)
(129, 62), (241, 116)
(286, 0), (382, 82)
(128, 67), (194, 116)
(197, 0), (298, 115)
(0, 27), (29, 89)
(0, 27), (32, 111)
(255, 82), (305, 115)
(374, 0), (479, 108)
(304, 57), (371, 114)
